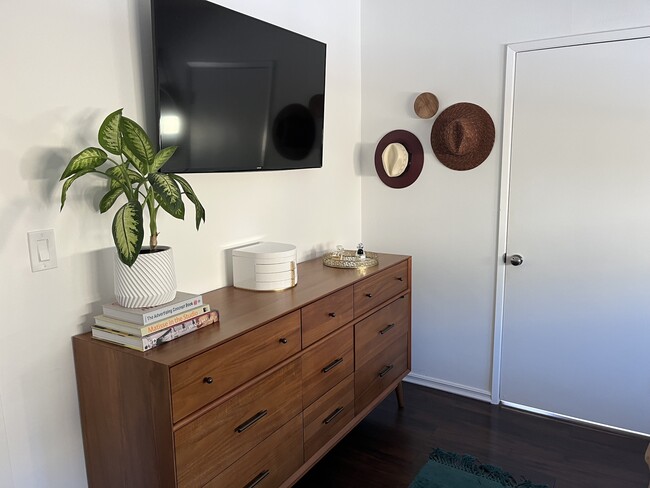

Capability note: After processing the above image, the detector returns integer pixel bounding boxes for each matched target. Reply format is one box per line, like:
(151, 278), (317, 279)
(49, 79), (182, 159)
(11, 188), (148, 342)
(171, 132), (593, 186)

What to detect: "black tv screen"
(151, 0), (326, 172)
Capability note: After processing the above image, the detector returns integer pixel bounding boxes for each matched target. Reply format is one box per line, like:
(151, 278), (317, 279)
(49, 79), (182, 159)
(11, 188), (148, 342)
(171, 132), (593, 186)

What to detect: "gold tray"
(322, 250), (379, 269)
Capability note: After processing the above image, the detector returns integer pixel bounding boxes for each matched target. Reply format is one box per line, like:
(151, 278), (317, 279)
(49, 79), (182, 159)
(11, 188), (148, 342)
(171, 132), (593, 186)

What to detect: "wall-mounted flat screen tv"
(151, 0), (326, 172)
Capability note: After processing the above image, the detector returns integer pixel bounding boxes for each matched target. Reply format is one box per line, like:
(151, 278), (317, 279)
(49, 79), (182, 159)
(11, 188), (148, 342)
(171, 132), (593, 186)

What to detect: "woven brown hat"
(430, 102), (495, 171)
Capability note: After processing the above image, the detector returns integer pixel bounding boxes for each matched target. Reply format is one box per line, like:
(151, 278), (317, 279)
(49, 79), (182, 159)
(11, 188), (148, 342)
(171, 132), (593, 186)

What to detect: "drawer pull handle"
(243, 469), (270, 488)
(203, 376), (214, 384)
(366, 293), (373, 298)
(235, 410), (268, 433)
(322, 357), (344, 373)
(323, 406), (344, 425)
(328, 312), (336, 318)
(279, 337), (288, 344)
(396, 277), (404, 281)
(379, 323), (396, 335)
(379, 364), (394, 378)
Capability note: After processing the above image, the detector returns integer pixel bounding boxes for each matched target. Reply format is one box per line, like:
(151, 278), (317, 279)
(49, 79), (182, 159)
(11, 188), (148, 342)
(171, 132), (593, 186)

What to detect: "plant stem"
(146, 186), (158, 250)
(97, 159), (133, 198)
(116, 156), (136, 201)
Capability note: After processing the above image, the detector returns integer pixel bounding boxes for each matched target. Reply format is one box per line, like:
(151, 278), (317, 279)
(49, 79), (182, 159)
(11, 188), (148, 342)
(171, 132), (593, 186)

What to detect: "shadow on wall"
(355, 141), (377, 178)
(302, 242), (338, 261)
(73, 247), (117, 334)
(1, 109), (103, 253)
(0, 195), (28, 252)
(21, 147), (68, 205)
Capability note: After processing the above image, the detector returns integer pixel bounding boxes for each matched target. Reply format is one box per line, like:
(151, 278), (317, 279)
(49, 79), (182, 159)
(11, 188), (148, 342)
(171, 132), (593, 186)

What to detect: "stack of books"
(91, 291), (218, 351)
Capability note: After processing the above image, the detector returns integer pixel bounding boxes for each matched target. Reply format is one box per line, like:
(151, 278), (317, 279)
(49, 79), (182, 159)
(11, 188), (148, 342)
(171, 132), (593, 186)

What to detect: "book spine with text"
(141, 296), (204, 324)
(144, 310), (219, 349)
(139, 305), (211, 335)
(94, 304), (212, 336)
(92, 310), (219, 351)
(103, 294), (203, 325)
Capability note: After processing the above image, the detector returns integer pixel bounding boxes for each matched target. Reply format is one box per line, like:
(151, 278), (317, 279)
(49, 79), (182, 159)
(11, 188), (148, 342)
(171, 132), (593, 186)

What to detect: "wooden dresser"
(73, 253), (411, 487)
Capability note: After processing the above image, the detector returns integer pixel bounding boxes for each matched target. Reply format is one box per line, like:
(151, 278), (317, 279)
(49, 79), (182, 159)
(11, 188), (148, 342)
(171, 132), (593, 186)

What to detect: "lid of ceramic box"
(233, 242), (297, 259)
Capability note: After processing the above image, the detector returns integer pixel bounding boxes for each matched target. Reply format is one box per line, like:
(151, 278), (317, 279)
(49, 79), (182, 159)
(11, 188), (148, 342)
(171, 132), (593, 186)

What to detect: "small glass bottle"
(356, 243), (366, 260)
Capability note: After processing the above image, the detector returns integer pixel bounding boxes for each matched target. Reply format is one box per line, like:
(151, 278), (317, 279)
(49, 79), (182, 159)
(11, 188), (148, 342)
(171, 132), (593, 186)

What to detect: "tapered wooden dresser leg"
(395, 382), (405, 409)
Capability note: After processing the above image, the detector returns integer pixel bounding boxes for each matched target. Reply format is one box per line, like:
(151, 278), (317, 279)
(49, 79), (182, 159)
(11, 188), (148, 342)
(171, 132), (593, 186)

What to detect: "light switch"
(37, 239), (50, 261)
(28, 229), (57, 272)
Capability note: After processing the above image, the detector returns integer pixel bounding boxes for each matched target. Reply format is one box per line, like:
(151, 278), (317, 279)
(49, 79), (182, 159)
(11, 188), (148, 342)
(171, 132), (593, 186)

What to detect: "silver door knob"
(510, 254), (524, 266)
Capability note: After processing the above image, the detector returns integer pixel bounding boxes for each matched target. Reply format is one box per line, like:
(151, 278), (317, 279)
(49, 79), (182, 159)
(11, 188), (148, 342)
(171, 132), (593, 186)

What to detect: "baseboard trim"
(404, 373), (492, 403)
(501, 401), (650, 439)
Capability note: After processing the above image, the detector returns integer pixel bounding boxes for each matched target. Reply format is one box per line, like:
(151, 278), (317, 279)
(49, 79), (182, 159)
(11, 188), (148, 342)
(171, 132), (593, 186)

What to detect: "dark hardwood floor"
(293, 382), (649, 488)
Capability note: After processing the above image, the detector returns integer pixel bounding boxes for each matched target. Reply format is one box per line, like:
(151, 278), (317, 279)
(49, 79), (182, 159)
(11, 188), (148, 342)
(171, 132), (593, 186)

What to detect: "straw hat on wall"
(381, 142), (409, 177)
(374, 129), (424, 188)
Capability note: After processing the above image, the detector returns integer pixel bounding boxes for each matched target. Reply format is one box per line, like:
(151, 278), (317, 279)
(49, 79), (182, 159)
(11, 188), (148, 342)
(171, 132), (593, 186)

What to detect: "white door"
(498, 31), (650, 435)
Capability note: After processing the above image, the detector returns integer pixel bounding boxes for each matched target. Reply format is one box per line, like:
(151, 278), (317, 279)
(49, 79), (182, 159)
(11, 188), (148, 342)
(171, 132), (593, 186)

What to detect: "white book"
(102, 291), (203, 325)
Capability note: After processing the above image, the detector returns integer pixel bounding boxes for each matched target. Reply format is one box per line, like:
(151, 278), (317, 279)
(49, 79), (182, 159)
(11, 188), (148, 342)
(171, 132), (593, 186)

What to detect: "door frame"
(490, 26), (650, 405)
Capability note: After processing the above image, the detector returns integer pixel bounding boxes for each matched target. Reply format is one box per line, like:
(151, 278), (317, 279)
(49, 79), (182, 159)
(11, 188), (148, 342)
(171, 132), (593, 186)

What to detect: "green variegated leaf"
(106, 165), (144, 190)
(60, 147), (107, 179)
(99, 187), (124, 213)
(172, 174), (205, 229)
(59, 109), (205, 264)
(148, 173), (184, 219)
(112, 201), (144, 267)
(98, 109), (123, 155)
(60, 169), (94, 210)
(120, 116), (155, 168)
(150, 146), (177, 173)
(122, 143), (148, 175)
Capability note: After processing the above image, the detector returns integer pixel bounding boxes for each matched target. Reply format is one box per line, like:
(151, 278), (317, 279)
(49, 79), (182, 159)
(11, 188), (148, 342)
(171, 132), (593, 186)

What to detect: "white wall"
(359, 0), (650, 399)
(0, 0), (361, 485)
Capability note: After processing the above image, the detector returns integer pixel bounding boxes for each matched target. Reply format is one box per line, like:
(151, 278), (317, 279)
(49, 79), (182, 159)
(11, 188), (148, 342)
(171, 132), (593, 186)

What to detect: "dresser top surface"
(73, 252), (410, 366)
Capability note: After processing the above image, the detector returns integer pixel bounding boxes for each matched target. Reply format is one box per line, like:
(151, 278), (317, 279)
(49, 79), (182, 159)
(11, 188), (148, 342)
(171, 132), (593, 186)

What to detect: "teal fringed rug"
(409, 448), (549, 488)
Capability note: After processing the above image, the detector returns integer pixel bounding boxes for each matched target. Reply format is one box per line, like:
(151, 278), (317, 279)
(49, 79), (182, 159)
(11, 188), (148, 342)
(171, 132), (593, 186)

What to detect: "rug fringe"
(429, 448), (548, 488)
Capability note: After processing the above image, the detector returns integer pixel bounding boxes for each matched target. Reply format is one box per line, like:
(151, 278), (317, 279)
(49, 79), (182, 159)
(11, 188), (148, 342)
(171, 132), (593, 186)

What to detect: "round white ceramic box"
(232, 242), (297, 291)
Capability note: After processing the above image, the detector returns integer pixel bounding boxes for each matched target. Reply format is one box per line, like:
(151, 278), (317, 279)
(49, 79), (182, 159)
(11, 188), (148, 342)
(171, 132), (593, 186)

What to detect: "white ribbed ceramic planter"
(114, 246), (177, 308)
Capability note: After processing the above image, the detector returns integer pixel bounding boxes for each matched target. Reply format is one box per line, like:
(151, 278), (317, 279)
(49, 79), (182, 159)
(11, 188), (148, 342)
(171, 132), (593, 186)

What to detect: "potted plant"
(60, 108), (205, 308)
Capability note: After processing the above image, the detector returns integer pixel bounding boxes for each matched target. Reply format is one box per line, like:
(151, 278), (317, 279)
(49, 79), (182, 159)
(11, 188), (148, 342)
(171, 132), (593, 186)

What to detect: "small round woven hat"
(430, 102), (495, 171)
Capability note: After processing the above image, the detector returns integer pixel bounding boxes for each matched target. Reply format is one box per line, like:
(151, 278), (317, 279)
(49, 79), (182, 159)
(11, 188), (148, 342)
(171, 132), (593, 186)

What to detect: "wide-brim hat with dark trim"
(430, 102), (495, 171)
(374, 129), (424, 188)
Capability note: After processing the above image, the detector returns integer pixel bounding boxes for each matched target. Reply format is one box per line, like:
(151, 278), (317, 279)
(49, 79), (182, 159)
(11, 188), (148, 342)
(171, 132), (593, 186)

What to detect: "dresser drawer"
(303, 374), (354, 460)
(170, 311), (301, 422)
(301, 286), (354, 347)
(354, 261), (408, 317)
(174, 360), (302, 488)
(355, 334), (408, 414)
(301, 325), (354, 408)
(355, 294), (410, 369)
(204, 414), (303, 488)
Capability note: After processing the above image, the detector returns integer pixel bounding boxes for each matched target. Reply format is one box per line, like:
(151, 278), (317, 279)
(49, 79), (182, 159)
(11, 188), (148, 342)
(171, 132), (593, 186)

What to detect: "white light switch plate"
(28, 229), (57, 272)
